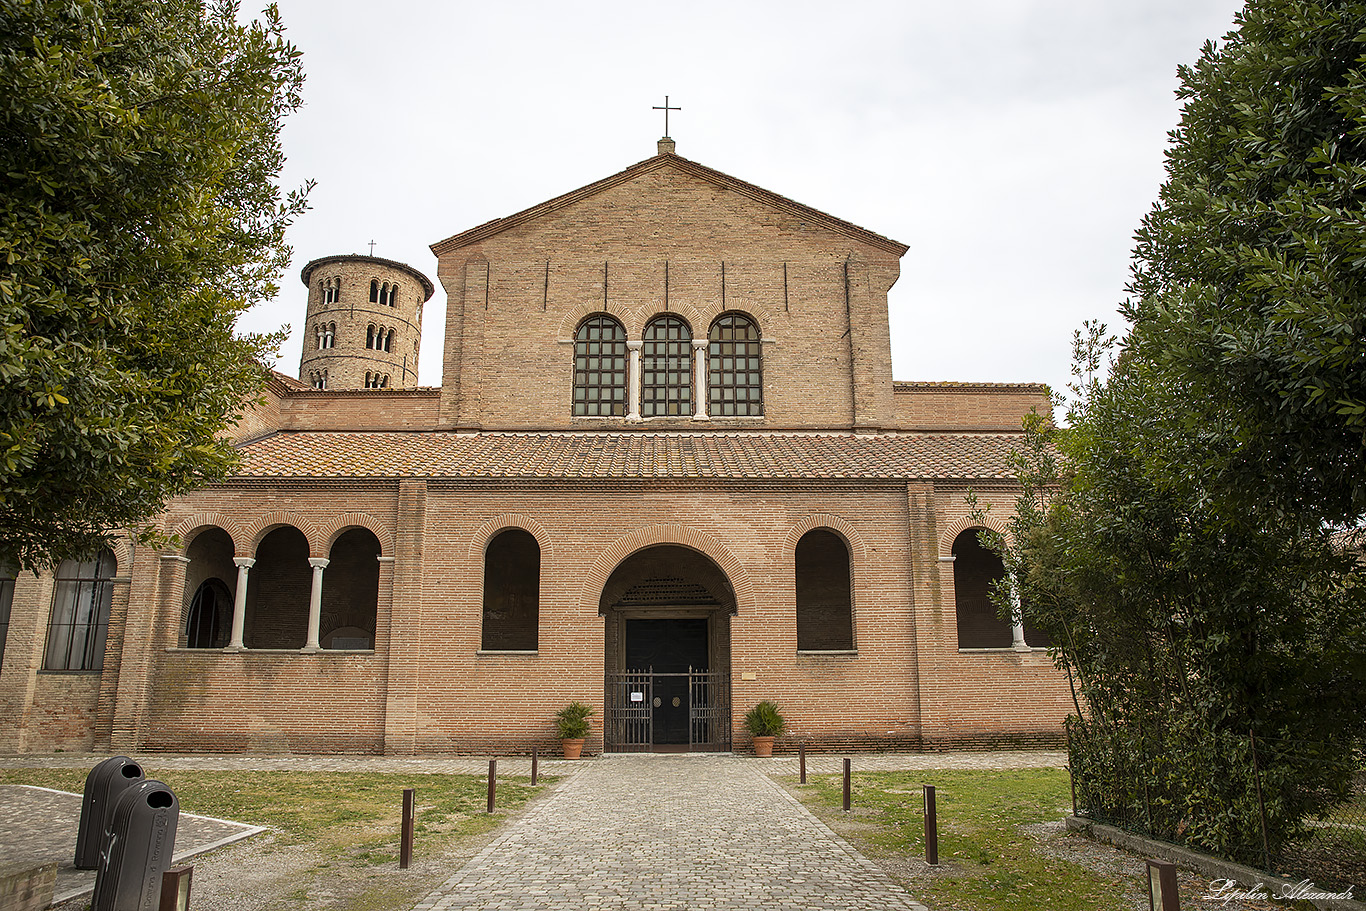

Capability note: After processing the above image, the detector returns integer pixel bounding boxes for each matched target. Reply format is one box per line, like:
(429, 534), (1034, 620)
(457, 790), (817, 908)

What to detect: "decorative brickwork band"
(938, 514), (1009, 559)
(243, 513), (323, 555)
(467, 515), (553, 561)
(580, 524), (754, 617)
(321, 513), (394, 556)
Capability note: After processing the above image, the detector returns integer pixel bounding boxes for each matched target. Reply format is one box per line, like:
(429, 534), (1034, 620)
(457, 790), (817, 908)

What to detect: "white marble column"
(305, 557), (329, 651)
(1010, 583), (1028, 650)
(228, 557), (254, 650)
(627, 340), (643, 421)
(691, 338), (709, 420)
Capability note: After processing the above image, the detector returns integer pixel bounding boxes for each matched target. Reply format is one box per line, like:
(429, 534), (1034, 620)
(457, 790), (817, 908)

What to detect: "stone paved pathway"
(0, 783), (264, 904)
(412, 753), (933, 911)
(0, 750), (1066, 910)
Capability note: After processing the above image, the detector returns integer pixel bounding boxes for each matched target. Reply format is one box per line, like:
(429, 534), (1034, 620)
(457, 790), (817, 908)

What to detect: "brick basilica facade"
(0, 140), (1072, 755)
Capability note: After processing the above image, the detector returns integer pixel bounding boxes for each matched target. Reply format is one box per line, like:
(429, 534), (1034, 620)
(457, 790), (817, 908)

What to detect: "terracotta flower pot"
(752, 735), (775, 758)
(562, 738), (585, 759)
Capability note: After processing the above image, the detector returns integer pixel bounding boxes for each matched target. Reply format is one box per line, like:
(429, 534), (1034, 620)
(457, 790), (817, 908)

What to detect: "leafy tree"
(0, 0), (309, 571)
(1127, 0), (1366, 527)
(986, 0), (1366, 866)
(996, 339), (1366, 863)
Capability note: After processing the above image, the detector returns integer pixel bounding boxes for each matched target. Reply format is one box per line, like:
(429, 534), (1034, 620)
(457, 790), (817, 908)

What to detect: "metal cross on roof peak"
(368, 240), (376, 256)
(653, 95), (681, 138)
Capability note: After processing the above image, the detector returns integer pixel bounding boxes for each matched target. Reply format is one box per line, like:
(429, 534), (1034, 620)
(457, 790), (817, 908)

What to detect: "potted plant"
(744, 700), (785, 757)
(555, 701), (594, 759)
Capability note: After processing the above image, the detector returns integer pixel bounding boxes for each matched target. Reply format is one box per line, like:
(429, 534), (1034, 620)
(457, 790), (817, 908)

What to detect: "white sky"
(243, 0), (1247, 398)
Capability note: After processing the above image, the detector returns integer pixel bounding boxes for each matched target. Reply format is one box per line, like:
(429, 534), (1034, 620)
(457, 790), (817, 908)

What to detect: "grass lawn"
(0, 766), (554, 910)
(788, 767), (1328, 911)
(790, 767), (1135, 911)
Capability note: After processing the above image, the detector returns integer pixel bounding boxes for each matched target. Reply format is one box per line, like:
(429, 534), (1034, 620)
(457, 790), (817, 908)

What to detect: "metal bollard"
(400, 788), (415, 870)
(843, 758), (851, 812)
(531, 748), (538, 786)
(799, 744), (806, 784)
(91, 780), (179, 911)
(75, 756), (144, 869)
(487, 760), (497, 814)
(923, 785), (939, 865)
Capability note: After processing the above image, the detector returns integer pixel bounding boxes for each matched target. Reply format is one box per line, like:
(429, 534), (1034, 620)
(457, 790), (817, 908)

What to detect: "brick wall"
(274, 388), (441, 431)
(142, 650), (386, 753)
(125, 475), (1067, 753)
(435, 162), (901, 432)
(892, 383), (1052, 431)
(26, 673), (101, 751)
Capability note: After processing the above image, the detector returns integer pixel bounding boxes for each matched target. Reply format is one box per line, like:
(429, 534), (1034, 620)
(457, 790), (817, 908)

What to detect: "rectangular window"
(0, 566), (13, 670)
(44, 552), (115, 671)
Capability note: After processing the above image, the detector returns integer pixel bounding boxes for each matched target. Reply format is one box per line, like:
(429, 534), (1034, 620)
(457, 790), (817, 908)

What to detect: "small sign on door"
(630, 691), (645, 702)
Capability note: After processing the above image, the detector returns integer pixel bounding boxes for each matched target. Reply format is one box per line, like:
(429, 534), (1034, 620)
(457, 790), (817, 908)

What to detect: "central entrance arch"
(600, 545), (734, 752)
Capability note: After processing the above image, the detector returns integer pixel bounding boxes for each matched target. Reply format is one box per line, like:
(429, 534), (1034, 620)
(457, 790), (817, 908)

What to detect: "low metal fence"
(1069, 728), (1365, 892)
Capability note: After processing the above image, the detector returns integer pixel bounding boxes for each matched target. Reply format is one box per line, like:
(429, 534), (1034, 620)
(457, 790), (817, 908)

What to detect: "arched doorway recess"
(599, 545), (734, 752)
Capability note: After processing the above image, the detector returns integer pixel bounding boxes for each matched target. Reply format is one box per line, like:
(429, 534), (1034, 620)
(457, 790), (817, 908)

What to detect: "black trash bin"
(90, 779), (179, 911)
(75, 756), (145, 870)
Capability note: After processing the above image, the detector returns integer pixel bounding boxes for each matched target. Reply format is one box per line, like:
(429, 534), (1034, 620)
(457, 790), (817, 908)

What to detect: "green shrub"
(555, 701), (594, 739)
(744, 700), (785, 737)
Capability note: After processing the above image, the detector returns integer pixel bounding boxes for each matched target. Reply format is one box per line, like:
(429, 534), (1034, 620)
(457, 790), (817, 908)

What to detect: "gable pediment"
(429, 153), (907, 258)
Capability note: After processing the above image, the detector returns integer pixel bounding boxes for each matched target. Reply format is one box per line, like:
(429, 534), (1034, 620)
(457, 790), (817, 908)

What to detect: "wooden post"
(799, 743), (806, 784)
(487, 760), (497, 814)
(843, 758), (851, 812)
(531, 747), (539, 786)
(159, 866), (193, 911)
(923, 785), (939, 865)
(400, 789), (415, 869)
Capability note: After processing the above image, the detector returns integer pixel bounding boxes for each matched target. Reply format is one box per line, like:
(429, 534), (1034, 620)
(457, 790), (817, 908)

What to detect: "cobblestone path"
(411, 753), (931, 911)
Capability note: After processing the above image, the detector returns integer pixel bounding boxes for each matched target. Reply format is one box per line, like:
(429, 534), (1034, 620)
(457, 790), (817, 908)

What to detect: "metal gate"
(605, 669), (731, 752)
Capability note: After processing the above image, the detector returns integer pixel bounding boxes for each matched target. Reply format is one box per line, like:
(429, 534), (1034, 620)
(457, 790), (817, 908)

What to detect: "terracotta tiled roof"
(233, 431), (1025, 481)
(267, 369), (312, 392)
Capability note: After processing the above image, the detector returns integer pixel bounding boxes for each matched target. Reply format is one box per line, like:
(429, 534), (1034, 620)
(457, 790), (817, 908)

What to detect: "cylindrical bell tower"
(298, 254), (434, 390)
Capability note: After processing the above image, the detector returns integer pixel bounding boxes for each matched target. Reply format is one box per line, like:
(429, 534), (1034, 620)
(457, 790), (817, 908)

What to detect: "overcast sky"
(243, 0), (1247, 398)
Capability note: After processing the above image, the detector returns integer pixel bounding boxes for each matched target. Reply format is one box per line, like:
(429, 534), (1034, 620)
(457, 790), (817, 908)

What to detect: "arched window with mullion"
(573, 315), (627, 416)
(641, 315), (692, 417)
(708, 313), (762, 416)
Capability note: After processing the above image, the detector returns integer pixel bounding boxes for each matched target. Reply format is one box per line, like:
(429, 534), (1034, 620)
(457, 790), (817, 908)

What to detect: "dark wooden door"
(625, 619), (708, 744)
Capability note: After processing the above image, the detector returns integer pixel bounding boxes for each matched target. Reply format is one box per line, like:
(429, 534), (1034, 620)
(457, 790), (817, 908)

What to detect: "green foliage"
(743, 699), (785, 737)
(0, 0), (310, 571)
(982, 0), (1366, 869)
(1126, 0), (1366, 526)
(554, 700), (594, 739)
